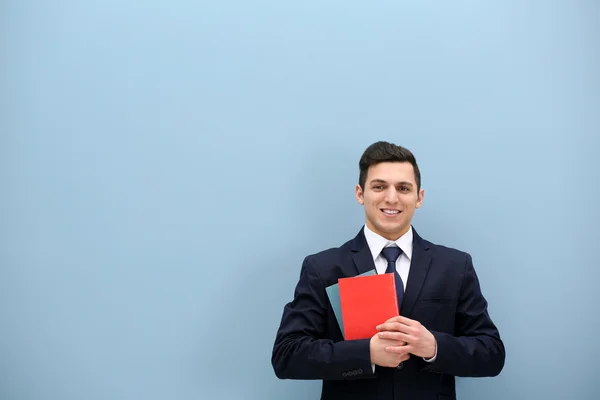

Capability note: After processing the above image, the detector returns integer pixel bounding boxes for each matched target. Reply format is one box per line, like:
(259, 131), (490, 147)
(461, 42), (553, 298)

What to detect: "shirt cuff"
(423, 342), (437, 363)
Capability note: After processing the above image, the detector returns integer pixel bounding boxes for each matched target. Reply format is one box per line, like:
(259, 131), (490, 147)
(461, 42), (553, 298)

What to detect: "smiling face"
(355, 161), (424, 241)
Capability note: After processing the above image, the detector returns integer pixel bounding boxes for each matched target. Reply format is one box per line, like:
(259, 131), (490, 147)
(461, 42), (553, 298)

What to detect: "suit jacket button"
(396, 362), (404, 370)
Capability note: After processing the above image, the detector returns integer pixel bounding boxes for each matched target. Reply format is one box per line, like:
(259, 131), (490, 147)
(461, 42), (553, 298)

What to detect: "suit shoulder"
(423, 238), (472, 264)
(299, 238), (354, 283)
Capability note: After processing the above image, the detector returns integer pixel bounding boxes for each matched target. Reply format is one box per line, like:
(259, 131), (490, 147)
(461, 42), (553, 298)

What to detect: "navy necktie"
(381, 246), (404, 310)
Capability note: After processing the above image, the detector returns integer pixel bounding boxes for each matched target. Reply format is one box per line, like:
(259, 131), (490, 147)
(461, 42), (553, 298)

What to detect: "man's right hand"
(369, 334), (409, 368)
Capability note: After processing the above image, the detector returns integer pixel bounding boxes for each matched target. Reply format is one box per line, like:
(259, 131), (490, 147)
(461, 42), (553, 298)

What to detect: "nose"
(384, 187), (398, 204)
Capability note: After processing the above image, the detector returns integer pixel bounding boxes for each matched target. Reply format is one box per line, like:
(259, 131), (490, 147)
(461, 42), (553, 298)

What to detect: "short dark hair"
(358, 141), (421, 191)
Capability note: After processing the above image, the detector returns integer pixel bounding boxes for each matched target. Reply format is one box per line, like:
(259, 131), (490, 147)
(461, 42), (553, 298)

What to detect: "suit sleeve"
(421, 253), (506, 377)
(271, 256), (375, 380)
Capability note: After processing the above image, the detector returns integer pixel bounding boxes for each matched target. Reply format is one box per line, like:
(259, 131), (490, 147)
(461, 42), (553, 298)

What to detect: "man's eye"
(399, 187), (409, 192)
(373, 186), (384, 190)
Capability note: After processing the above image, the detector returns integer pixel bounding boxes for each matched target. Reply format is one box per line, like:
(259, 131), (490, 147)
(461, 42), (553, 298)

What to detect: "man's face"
(355, 162), (424, 241)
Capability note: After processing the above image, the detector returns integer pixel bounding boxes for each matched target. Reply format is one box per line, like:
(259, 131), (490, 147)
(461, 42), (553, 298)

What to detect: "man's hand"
(376, 316), (437, 359)
(369, 334), (409, 368)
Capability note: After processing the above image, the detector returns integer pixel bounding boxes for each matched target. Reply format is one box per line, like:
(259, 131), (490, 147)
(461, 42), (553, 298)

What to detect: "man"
(271, 141), (505, 399)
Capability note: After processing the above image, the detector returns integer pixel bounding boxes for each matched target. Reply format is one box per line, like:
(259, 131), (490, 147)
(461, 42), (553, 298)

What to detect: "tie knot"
(381, 246), (402, 263)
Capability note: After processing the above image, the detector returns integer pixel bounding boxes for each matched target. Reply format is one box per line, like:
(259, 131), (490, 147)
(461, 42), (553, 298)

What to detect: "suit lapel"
(350, 227), (377, 275)
(400, 228), (432, 316)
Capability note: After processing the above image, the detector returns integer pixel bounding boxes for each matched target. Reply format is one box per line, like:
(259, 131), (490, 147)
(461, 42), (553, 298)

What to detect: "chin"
(381, 224), (407, 236)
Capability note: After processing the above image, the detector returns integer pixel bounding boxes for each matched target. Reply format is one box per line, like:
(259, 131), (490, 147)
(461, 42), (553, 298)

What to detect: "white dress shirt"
(362, 224), (437, 365)
(363, 224), (413, 291)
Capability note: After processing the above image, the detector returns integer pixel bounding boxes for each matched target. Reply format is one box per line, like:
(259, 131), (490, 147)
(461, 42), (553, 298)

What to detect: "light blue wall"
(2, 1), (599, 399)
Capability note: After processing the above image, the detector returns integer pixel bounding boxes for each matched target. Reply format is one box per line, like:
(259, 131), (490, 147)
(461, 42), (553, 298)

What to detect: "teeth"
(383, 210), (399, 214)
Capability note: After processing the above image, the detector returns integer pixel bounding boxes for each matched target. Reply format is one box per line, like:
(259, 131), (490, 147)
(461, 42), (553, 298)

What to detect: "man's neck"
(364, 223), (411, 242)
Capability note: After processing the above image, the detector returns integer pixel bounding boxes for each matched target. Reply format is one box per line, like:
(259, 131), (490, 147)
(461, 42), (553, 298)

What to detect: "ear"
(415, 188), (424, 209)
(355, 184), (364, 205)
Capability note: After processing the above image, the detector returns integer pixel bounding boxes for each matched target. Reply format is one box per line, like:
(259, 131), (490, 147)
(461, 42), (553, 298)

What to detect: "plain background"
(1, 1), (599, 399)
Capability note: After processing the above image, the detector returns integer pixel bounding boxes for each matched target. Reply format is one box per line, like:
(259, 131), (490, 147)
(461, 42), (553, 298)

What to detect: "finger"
(376, 322), (409, 332)
(382, 315), (403, 324)
(377, 331), (411, 342)
(378, 322), (416, 335)
(384, 345), (412, 354)
(389, 315), (416, 326)
(376, 322), (397, 332)
(381, 315), (415, 325)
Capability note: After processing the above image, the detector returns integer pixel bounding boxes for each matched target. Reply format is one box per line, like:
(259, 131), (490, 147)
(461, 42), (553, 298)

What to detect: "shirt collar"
(363, 224), (413, 263)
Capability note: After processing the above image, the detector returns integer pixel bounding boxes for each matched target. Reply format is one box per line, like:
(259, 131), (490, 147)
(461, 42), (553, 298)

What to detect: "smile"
(381, 209), (401, 216)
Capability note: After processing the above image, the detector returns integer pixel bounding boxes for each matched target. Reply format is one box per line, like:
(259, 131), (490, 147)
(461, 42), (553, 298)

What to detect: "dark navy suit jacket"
(272, 226), (505, 400)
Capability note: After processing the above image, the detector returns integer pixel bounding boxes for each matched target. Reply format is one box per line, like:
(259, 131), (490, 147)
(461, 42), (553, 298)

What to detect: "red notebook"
(338, 273), (399, 340)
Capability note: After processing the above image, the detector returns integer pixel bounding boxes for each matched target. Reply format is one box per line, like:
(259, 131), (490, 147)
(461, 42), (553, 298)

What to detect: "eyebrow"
(369, 179), (414, 187)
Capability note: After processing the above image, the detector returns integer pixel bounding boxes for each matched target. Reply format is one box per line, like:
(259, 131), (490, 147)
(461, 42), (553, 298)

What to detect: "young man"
(271, 141), (505, 399)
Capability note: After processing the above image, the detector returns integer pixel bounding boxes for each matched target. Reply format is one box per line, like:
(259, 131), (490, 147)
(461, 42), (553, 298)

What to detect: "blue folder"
(325, 269), (376, 338)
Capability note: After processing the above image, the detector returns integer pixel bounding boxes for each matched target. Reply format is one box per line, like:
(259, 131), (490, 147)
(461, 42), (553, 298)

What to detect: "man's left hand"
(376, 316), (437, 359)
